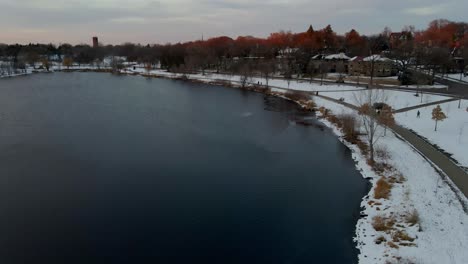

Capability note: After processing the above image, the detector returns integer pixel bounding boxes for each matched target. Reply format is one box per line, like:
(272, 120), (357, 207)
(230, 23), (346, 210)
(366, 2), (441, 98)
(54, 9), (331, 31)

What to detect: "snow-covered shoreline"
(313, 96), (468, 264)
(2, 67), (467, 263)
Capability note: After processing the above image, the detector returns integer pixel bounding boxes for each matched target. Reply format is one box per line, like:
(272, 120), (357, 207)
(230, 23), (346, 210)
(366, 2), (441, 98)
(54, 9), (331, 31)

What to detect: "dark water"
(0, 73), (368, 264)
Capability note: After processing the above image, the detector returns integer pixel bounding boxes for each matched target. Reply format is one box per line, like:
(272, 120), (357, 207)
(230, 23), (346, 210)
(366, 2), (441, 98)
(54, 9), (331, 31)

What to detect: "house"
(324, 53), (351, 73)
(309, 53), (351, 73)
(389, 32), (411, 49)
(349, 55), (396, 77)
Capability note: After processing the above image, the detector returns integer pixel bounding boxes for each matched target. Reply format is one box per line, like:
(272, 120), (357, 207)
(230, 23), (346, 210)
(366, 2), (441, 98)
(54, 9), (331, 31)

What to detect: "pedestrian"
(417, 110), (420, 118)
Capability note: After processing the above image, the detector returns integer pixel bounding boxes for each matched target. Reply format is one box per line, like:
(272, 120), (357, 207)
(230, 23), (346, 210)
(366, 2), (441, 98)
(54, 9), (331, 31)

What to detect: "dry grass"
(376, 146), (391, 161)
(388, 173), (406, 184)
(375, 236), (387, 245)
(374, 177), (393, 199)
(304, 100), (316, 110)
(372, 161), (392, 174)
(372, 215), (396, 232)
(284, 91), (310, 102)
(339, 114), (359, 142)
(405, 210), (420, 227)
(327, 114), (342, 127)
(356, 140), (369, 156)
(318, 107), (328, 116)
(392, 230), (415, 243)
(387, 241), (399, 249)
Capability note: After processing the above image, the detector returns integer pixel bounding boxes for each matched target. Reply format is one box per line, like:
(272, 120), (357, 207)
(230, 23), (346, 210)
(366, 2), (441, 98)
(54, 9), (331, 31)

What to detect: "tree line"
(1, 19), (467, 80)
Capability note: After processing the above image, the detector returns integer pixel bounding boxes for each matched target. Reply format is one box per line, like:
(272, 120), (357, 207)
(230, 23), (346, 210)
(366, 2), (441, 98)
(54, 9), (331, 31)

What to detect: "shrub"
(374, 177), (392, 199)
(372, 215), (395, 232)
(375, 236), (387, 245)
(392, 230), (415, 243)
(327, 114), (342, 127)
(356, 140), (369, 156)
(405, 210), (420, 227)
(339, 114), (358, 142)
(284, 91), (310, 102)
(375, 146), (391, 161)
(387, 241), (399, 249)
(304, 100), (316, 110)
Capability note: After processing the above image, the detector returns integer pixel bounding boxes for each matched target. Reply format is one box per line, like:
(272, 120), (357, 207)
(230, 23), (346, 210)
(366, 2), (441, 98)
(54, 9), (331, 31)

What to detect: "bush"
(405, 210), (420, 227)
(356, 140), (369, 156)
(284, 91), (310, 102)
(372, 215), (396, 232)
(374, 177), (392, 199)
(339, 114), (358, 142)
(392, 230), (415, 243)
(375, 146), (391, 161)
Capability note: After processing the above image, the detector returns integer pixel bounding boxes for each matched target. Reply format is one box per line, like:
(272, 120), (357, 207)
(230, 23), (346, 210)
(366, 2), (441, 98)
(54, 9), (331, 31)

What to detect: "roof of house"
(324, 53), (351, 60)
(349, 56), (364, 62)
(363, 55), (392, 62)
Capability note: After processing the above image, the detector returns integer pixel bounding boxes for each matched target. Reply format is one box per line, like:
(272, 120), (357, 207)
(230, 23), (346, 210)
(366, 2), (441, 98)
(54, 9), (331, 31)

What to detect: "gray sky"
(0, 0), (466, 45)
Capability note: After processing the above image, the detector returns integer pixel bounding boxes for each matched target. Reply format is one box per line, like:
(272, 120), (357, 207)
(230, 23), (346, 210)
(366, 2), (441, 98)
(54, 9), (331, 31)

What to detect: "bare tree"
(379, 104), (395, 136)
(354, 89), (388, 163)
(336, 61), (346, 84)
(259, 59), (276, 88)
(238, 63), (253, 88)
(307, 61), (319, 83)
(319, 61), (330, 86)
(388, 40), (414, 84)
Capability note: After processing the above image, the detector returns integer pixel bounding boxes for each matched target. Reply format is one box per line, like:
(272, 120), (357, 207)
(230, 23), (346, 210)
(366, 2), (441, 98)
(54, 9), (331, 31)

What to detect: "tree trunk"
(435, 120), (438, 131)
(369, 140), (374, 163)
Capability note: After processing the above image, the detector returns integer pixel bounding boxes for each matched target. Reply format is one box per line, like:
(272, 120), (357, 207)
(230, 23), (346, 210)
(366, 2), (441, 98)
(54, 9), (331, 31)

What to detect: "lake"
(0, 72), (368, 264)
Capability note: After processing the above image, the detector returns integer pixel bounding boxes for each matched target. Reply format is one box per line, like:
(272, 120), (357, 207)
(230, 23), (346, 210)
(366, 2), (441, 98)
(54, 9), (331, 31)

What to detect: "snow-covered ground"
(130, 67), (367, 92)
(396, 100), (468, 168)
(314, 96), (468, 264)
(0, 68), (33, 78)
(444, 73), (468, 83)
(320, 89), (452, 110)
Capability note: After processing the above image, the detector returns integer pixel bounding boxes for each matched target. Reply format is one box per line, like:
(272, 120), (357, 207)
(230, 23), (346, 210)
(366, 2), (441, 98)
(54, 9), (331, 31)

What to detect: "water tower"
(92, 37), (99, 48)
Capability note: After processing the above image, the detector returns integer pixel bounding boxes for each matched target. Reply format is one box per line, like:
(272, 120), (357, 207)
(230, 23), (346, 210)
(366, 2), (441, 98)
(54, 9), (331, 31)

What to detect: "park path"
(393, 98), (459, 113)
(316, 94), (468, 200)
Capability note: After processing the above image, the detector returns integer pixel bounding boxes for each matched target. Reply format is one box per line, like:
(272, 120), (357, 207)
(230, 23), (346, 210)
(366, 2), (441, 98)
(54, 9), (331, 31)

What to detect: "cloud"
(403, 4), (448, 16)
(0, 0), (466, 44)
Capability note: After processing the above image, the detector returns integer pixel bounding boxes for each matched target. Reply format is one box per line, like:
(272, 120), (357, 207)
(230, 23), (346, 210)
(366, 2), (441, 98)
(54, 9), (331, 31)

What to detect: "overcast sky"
(0, 0), (466, 45)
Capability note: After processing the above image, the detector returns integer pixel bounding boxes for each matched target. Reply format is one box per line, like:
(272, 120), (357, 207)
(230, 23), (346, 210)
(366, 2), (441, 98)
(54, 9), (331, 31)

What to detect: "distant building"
(349, 55), (397, 77)
(389, 32), (411, 49)
(92, 37), (99, 48)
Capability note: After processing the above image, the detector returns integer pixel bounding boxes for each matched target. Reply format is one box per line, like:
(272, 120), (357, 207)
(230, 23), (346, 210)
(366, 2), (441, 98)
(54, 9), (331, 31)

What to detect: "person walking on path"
(417, 110), (421, 118)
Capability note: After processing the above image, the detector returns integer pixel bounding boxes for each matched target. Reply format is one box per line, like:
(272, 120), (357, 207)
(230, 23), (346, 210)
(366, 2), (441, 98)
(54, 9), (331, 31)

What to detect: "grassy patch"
(374, 177), (393, 199)
(372, 215), (396, 232)
(392, 230), (415, 243)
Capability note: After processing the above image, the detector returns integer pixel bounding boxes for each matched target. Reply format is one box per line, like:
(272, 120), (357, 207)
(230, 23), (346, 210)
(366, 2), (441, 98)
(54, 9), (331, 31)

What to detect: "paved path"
(393, 98), (459, 113)
(316, 94), (468, 200)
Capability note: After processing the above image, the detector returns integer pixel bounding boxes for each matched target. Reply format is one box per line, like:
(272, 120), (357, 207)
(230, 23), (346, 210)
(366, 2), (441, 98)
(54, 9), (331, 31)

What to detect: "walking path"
(316, 94), (468, 201)
(393, 98), (459, 113)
